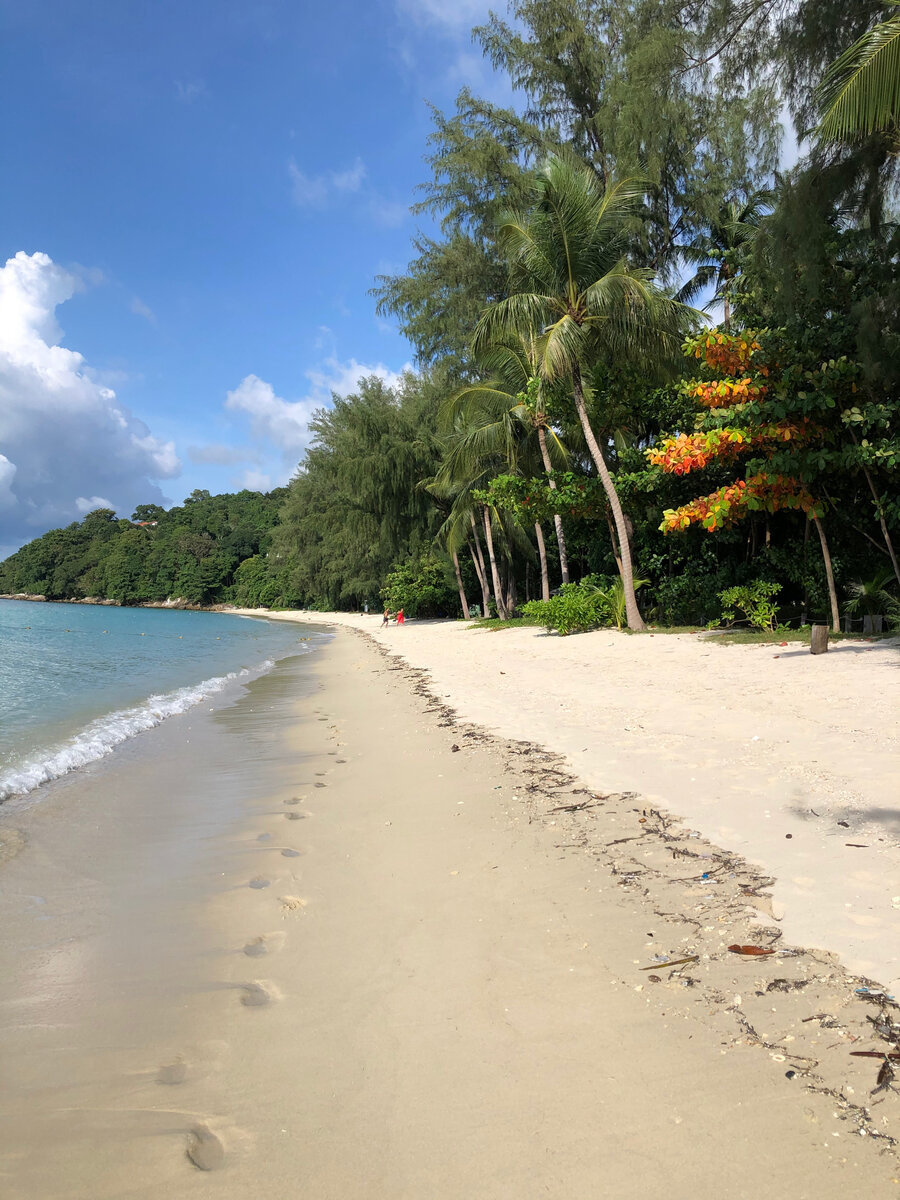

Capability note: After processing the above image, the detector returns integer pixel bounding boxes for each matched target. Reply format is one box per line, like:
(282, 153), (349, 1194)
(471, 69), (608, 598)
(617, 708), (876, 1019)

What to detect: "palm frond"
(817, 4), (900, 141)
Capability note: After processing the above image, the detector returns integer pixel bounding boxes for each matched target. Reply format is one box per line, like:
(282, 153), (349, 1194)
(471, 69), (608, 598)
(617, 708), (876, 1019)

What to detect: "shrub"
(380, 554), (459, 618)
(521, 576), (647, 635)
(717, 580), (782, 631)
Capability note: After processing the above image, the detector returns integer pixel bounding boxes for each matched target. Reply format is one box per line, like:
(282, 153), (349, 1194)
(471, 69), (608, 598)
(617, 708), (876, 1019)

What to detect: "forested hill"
(0, 489), (293, 608)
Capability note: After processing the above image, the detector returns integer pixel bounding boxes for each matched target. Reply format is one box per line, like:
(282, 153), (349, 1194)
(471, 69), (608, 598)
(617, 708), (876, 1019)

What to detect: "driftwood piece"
(810, 624), (829, 655)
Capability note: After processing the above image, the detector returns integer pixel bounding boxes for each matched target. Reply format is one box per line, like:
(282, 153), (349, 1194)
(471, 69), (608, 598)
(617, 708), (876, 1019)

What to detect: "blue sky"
(0, 0), (504, 555)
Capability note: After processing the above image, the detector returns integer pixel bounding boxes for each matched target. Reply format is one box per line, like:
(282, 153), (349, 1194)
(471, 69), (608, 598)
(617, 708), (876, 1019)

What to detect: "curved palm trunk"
(452, 550), (470, 619)
(468, 542), (491, 615)
(812, 513), (841, 633)
(468, 515), (493, 614)
(482, 505), (507, 620)
(534, 521), (550, 601)
(536, 425), (570, 584)
(860, 461), (900, 587)
(571, 365), (645, 631)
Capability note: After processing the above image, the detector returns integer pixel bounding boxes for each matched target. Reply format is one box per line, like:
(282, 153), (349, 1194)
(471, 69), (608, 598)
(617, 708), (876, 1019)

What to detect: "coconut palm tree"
(474, 155), (697, 631)
(431, 398), (546, 618)
(817, 3), (900, 142)
(676, 190), (773, 329)
(442, 330), (572, 585)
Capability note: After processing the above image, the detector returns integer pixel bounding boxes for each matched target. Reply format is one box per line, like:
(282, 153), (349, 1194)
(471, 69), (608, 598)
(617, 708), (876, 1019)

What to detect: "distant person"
(382, 608), (390, 627)
(364, 603), (369, 614)
(397, 608), (405, 626)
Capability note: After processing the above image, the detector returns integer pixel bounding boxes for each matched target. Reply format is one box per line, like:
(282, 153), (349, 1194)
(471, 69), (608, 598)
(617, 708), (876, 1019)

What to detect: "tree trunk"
(506, 558), (517, 616)
(468, 515), (492, 614)
(451, 550), (470, 619)
(810, 623), (829, 655)
(812, 513), (840, 633)
(605, 510), (623, 575)
(535, 521), (550, 601)
(482, 505), (507, 620)
(537, 425), (570, 584)
(861, 462), (900, 588)
(468, 542), (491, 616)
(571, 365), (645, 630)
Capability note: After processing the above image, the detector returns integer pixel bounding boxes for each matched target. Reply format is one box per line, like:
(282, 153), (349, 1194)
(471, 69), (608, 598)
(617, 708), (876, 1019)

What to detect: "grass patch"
(711, 628), (896, 646)
(467, 615), (545, 631)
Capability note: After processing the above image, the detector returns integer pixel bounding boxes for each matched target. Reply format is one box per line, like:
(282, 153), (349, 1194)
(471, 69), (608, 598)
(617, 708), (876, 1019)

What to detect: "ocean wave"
(0, 659), (275, 802)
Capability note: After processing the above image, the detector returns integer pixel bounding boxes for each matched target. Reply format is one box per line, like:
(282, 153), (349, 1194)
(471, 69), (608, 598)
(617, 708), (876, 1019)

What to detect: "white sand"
(241, 611), (900, 993)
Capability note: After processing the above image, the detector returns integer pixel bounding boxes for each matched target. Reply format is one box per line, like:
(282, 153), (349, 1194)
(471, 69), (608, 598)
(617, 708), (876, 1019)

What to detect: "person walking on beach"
(397, 608), (405, 626)
(382, 608), (390, 627)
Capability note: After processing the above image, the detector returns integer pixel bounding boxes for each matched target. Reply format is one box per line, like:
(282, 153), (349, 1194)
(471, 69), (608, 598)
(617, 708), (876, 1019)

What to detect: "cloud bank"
(0, 251), (180, 552)
(224, 356), (411, 484)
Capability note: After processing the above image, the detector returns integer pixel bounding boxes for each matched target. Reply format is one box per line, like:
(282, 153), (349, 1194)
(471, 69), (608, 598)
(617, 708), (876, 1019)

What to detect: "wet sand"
(0, 630), (898, 1197)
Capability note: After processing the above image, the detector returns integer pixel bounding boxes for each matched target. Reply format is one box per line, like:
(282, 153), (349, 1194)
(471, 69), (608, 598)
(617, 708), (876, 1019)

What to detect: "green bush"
(521, 576), (647, 635)
(717, 580), (782, 631)
(380, 554), (459, 618)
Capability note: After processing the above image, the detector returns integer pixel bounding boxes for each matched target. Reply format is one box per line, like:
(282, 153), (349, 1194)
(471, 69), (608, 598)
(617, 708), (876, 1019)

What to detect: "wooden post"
(810, 624), (829, 655)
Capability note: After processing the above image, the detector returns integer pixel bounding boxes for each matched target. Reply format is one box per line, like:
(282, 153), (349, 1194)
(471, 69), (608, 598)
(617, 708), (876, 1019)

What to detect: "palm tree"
(676, 191), (773, 329)
(431, 396), (543, 618)
(442, 330), (572, 585)
(474, 155), (697, 631)
(817, 3), (900, 142)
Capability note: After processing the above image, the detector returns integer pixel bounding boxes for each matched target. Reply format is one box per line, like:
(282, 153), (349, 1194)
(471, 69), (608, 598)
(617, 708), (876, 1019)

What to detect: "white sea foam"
(0, 660), (275, 802)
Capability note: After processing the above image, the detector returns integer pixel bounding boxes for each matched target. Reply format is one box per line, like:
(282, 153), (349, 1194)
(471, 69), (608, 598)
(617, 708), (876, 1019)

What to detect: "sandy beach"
(247, 612), (900, 993)
(1, 622), (899, 1196)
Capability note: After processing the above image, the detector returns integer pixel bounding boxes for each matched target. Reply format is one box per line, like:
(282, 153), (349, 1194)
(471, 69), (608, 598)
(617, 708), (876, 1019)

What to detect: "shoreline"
(1, 623), (898, 1194)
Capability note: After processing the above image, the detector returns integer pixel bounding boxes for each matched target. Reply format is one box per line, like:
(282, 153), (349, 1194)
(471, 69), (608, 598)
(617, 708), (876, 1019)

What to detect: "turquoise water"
(0, 600), (318, 801)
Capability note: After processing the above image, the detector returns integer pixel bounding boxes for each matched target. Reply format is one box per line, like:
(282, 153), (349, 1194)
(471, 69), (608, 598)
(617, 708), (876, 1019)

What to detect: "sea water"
(0, 599), (316, 802)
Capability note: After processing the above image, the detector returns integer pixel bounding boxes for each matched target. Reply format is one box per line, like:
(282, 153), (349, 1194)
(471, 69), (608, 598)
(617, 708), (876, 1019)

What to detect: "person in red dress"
(396, 608), (405, 625)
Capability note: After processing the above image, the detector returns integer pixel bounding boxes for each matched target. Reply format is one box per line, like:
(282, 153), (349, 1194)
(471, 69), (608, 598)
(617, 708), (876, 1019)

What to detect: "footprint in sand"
(315, 771), (327, 777)
(239, 980), (279, 1007)
(257, 832), (272, 841)
(248, 876), (270, 889)
(280, 848), (301, 858)
(336, 758), (347, 764)
(314, 782), (327, 788)
(284, 811), (303, 821)
(186, 1124), (226, 1171)
(157, 1058), (188, 1085)
(279, 895), (307, 916)
(283, 797), (302, 806)
(243, 932), (287, 957)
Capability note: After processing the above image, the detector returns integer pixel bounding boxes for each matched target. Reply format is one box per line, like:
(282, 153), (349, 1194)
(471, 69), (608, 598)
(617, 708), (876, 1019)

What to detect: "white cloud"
(369, 196), (410, 227)
(289, 156), (367, 207)
(0, 251), (181, 549)
(75, 495), (114, 513)
(238, 469), (273, 492)
(395, 0), (493, 30)
(0, 454), (16, 511)
(130, 296), (156, 323)
(224, 356), (412, 481)
(176, 79), (208, 103)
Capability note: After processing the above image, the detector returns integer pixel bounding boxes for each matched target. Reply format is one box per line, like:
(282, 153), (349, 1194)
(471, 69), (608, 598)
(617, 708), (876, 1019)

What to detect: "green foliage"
(274, 373), (446, 610)
(0, 490), (286, 606)
(521, 579), (610, 635)
(521, 574), (647, 635)
(380, 554), (459, 618)
(844, 568), (899, 617)
(717, 581), (782, 631)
